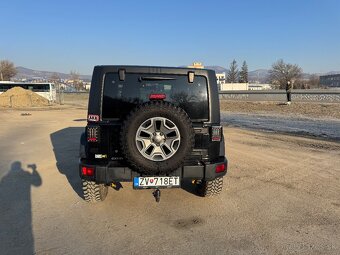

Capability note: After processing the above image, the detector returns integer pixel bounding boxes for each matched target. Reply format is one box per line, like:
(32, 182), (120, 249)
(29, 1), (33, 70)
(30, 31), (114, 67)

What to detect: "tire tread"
(197, 177), (223, 197)
(82, 179), (108, 202)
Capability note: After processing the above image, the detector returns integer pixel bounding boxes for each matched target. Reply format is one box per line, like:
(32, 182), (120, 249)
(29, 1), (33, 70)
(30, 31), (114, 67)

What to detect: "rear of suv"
(79, 65), (227, 202)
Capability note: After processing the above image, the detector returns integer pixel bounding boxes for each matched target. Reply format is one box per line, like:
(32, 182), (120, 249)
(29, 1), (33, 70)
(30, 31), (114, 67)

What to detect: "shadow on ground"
(50, 127), (84, 199)
(0, 162), (41, 254)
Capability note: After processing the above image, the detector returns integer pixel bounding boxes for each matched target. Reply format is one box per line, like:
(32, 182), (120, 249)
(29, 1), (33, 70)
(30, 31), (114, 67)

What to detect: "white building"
(187, 62), (204, 69)
(216, 72), (226, 86)
(248, 83), (272, 90)
(221, 83), (249, 91)
(84, 82), (91, 90)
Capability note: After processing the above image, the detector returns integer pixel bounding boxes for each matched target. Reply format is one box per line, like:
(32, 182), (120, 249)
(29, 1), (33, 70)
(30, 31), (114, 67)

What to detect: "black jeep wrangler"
(79, 65), (227, 202)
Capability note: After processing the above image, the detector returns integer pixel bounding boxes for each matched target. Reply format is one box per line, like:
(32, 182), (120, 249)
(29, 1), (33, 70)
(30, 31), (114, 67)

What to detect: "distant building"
(320, 74), (340, 87)
(248, 83), (272, 90)
(221, 83), (248, 91)
(59, 83), (68, 90)
(187, 62), (204, 69)
(84, 82), (91, 90)
(216, 72), (226, 87)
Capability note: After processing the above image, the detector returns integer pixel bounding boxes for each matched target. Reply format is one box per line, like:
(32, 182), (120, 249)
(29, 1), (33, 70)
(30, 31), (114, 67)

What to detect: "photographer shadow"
(0, 162), (41, 254)
(50, 127), (85, 199)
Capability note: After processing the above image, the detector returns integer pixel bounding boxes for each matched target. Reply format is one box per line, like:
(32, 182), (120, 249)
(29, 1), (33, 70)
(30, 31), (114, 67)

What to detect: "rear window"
(102, 73), (209, 120)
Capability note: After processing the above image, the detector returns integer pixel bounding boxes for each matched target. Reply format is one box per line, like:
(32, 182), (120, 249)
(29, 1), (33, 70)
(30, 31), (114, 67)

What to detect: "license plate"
(133, 176), (180, 189)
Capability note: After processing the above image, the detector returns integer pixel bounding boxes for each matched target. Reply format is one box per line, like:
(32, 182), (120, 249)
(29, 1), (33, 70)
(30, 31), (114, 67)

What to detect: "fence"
(56, 91), (89, 106)
(56, 90), (340, 105)
(219, 89), (340, 102)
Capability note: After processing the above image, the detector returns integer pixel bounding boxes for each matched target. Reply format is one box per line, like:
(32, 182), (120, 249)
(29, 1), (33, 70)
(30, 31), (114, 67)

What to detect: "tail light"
(149, 93), (166, 100)
(211, 126), (222, 141)
(87, 126), (100, 142)
(215, 163), (226, 173)
(81, 166), (95, 176)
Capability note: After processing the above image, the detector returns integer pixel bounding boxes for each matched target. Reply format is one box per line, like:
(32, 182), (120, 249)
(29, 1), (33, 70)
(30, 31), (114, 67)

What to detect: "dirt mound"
(0, 87), (50, 107)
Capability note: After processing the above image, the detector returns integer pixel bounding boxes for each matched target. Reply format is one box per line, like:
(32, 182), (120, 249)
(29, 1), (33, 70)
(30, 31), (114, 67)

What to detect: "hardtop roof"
(93, 65), (216, 76)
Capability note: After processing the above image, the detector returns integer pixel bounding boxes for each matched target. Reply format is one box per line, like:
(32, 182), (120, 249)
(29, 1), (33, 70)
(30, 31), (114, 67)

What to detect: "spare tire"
(120, 101), (194, 175)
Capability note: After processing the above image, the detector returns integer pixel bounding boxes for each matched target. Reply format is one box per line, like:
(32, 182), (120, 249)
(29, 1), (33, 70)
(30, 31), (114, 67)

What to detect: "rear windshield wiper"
(139, 76), (176, 81)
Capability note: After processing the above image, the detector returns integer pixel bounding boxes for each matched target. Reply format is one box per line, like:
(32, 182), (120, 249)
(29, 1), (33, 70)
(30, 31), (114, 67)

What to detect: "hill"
(15, 67), (92, 81)
(205, 66), (270, 83)
(205, 65), (228, 73)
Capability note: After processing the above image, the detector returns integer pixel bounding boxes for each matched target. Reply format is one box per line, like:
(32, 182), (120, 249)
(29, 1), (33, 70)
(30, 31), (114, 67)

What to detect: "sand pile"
(0, 87), (50, 107)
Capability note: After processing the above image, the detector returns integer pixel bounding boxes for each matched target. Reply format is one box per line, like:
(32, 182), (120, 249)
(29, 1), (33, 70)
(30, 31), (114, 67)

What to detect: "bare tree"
(293, 75), (320, 89)
(70, 70), (79, 82)
(293, 79), (307, 89)
(307, 74), (320, 88)
(70, 70), (83, 91)
(239, 61), (248, 83)
(269, 59), (303, 89)
(0, 60), (17, 81)
(50, 72), (60, 83)
(226, 59), (238, 83)
(50, 73), (63, 103)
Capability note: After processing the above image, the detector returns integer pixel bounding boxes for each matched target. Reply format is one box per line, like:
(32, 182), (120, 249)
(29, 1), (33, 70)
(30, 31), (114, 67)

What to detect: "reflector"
(211, 126), (222, 141)
(87, 126), (100, 142)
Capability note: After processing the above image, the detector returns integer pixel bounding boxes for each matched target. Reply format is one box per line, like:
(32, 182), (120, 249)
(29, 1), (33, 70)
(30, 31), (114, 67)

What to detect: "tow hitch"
(152, 189), (161, 202)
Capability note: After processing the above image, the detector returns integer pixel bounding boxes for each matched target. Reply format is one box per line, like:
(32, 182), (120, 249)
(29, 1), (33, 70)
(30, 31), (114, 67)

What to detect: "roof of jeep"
(93, 65), (216, 76)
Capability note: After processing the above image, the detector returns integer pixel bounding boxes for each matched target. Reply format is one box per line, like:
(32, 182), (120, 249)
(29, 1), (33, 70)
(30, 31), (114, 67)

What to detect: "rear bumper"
(79, 157), (227, 184)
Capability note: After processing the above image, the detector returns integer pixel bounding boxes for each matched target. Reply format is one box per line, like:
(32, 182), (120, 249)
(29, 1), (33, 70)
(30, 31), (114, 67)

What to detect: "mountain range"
(205, 66), (340, 83)
(205, 66), (270, 83)
(14, 66), (339, 83)
(15, 67), (92, 81)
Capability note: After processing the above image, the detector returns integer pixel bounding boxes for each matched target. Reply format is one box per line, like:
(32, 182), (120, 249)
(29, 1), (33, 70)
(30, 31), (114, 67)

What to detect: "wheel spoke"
(136, 137), (152, 149)
(151, 146), (163, 156)
(150, 146), (166, 160)
(140, 119), (156, 134)
(165, 137), (180, 150)
(144, 144), (155, 156)
(161, 143), (173, 156)
(159, 120), (170, 134)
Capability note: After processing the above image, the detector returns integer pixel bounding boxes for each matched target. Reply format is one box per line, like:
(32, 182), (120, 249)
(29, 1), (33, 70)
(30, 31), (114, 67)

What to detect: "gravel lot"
(0, 107), (339, 254)
(221, 113), (340, 141)
(220, 101), (340, 120)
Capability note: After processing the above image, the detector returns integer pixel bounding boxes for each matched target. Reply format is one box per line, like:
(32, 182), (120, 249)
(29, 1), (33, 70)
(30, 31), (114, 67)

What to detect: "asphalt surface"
(221, 112), (340, 141)
(0, 108), (340, 255)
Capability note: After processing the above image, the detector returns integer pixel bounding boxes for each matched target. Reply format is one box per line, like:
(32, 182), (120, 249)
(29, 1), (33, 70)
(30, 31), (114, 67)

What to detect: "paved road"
(1, 108), (340, 254)
(221, 112), (340, 141)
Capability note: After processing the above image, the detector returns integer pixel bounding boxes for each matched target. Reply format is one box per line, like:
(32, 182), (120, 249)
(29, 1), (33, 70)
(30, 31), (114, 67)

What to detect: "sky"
(1, 0), (339, 75)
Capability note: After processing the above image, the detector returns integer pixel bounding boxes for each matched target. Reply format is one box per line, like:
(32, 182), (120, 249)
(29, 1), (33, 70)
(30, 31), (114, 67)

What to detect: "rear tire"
(82, 179), (108, 202)
(196, 177), (223, 197)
